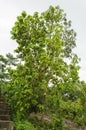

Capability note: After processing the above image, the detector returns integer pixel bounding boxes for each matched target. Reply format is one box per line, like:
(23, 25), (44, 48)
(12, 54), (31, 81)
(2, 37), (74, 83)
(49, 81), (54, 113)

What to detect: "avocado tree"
(5, 6), (81, 129)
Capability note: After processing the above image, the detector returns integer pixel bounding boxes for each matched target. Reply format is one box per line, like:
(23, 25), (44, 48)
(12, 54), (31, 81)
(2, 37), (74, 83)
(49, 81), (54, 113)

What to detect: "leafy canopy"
(3, 5), (86, 129)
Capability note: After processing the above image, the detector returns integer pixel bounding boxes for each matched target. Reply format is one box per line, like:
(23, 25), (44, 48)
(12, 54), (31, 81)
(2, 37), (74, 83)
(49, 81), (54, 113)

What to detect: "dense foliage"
(0, 6), (86, 130)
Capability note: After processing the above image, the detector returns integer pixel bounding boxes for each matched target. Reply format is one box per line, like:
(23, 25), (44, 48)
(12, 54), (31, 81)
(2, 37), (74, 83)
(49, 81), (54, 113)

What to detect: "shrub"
(14, 120), (36, 130)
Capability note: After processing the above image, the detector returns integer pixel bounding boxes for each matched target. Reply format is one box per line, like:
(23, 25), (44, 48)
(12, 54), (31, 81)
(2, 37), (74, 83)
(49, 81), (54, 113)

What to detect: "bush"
(14, 120), (36, 130)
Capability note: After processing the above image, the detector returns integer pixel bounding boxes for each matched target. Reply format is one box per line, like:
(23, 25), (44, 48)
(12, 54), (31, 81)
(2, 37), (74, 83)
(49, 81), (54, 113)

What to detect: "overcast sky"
(0, 0), (86, 81)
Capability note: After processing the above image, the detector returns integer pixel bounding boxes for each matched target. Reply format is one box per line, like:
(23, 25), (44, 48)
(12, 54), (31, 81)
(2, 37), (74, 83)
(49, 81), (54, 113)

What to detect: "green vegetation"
(0, 6), (86, 130)
(14, 121), (36, 130)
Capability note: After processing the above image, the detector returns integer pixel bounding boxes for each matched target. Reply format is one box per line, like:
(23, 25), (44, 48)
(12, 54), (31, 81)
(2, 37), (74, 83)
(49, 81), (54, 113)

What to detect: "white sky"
(0, 0), (86, 81)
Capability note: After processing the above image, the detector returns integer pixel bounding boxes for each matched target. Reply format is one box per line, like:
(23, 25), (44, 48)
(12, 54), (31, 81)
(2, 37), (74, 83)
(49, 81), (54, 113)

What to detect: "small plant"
(14, 120), (36, 130)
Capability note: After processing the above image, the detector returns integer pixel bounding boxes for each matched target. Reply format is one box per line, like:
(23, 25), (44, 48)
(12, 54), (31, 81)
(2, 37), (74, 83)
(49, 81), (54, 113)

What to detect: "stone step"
(0, 115), (10, 120)
(0, 120), (13, 130)
(0, 103), (8, 109)
(0, 98), (13, 129)
(0, 100), (5, 103)
(0, 98), (5, 102)
(0, 110), (9, 115)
